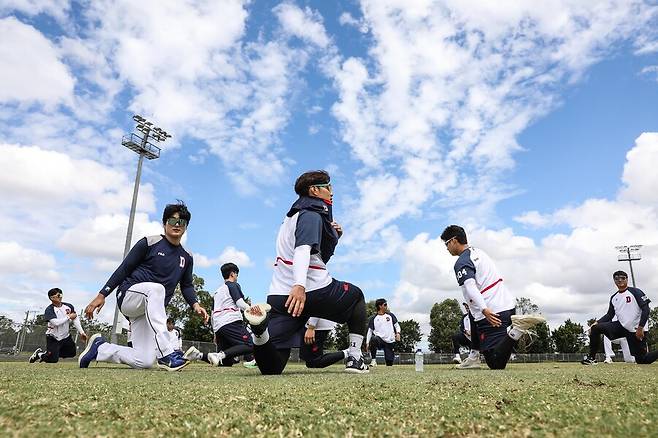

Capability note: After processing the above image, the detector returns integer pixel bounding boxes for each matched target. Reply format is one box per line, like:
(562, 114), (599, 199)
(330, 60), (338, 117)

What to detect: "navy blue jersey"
(99, 235), (197, 307)
(295, 210), (325, 254)
(453, 248), (476, 286)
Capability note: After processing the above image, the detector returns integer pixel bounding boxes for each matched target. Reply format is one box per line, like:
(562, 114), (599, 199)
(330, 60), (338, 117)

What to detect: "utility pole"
(110, 115), (171, 343)
(615, 245), (642, 287)
(14, 310), (35, 355)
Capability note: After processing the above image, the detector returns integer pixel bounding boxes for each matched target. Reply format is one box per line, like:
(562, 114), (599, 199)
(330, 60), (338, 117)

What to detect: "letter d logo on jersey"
(180, 256), (185, 268)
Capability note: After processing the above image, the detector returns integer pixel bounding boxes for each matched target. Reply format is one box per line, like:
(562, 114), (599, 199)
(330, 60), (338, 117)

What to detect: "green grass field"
(0, 361), (656, 437)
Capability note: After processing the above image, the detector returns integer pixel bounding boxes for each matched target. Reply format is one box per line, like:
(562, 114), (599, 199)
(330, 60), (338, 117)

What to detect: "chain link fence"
(2, 323), (609, 364)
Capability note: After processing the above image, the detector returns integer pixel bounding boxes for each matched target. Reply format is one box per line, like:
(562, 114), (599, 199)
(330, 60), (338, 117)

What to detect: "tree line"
(6, 273), (658, 355)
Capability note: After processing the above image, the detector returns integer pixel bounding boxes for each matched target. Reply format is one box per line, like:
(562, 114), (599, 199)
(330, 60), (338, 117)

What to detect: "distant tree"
(180, 290), (214, 342)
(397, 319), (422, 353)
(333, 323), (349, 351)
(0, 316), (16, 350)
(520, 322), (554, 353)
(0, 315), (14, 331)
(516, 297), (539, 315)
(428, 299), (462, 353)
(81, 320), (113, 339)
(513, 297), (552, 353)
(366, 300), (377, 318)
(166, 274), (213, 342)
(552, 319), (587, 353)
(321, 328), (337, 351)
(167, 273), (206, 326)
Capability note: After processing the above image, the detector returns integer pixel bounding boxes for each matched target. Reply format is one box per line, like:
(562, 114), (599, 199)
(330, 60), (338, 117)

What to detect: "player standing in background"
(441, 225), (545, 370)
(243, 170), (369, 374)
(366, 299), (401, 367)
(81, 201), (209, 371)
(29, 288), (88, 363)
(301, 317), (348, 368)
(582, 271), (657, 365)
(185, 262), (256, 368)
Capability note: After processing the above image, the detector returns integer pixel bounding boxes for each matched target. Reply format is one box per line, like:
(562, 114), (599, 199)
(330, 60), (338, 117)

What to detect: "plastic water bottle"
(415, 349), (424, 372)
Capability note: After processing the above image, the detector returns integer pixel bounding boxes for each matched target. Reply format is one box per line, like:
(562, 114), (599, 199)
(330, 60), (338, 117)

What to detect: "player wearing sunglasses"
(80, 201), (208, 371)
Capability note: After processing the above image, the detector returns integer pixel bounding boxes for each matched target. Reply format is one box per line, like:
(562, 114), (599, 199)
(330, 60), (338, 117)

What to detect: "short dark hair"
(613, 270), (628, 278)
(294, 170), (330, 196)
(47, 287), (62, 297)
(167, 318), (174, 325)
(440, 225), (468, 245)
(375, 298), (387, 310)
(162, 200), (191, 225)
(220, 263), (239, 280)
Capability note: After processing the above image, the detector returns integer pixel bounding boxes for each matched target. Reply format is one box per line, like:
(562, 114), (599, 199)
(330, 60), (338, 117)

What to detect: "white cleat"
(244, 303), (272, 327)
(243, 359), (258, 369)
(207, 351), (226, 367)
(456, 355), (481, 369)
(511, 314), (546, 331)
(452, 355), (462, 364)
(183, 346), (203, 361)
(603, 357), (613, 364)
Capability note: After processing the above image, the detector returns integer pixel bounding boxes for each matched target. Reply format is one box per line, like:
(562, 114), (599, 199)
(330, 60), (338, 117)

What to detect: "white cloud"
(0, 144), (156, 216)
(331, 0), (657, 258)
(0, 242), (58, 281)
(0, 17), (74, 106)
(274, 2), (330, 48)
(514, 211), (552, 228)
(193, 246), (252, 269)
(0, 0), (71, 25)
(57, 213), (163, 262)
(391, 132), (658, 330)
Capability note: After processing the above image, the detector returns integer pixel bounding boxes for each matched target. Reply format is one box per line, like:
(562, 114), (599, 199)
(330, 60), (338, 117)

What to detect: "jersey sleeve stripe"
(274, 256), (326, 270)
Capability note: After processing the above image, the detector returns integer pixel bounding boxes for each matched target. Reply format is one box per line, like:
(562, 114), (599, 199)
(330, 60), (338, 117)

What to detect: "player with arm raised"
(441, 225), (545, 370)
(80, 201), (208, 371)
(582, 270), (657, 365)
(29, 288), (88, 363)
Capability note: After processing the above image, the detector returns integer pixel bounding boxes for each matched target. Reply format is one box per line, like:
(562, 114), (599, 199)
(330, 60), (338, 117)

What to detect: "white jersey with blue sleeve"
(453, 247), (515, 321)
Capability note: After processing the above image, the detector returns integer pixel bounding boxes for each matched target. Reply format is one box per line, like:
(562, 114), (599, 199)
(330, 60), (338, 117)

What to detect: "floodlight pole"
(616, 245), (642, 288)
(110, 116), (169, 343)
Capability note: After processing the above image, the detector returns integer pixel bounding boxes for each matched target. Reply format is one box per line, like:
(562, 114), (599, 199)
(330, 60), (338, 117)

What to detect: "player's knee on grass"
(484, 351), (508, 370)
(133, 351), (158, 369)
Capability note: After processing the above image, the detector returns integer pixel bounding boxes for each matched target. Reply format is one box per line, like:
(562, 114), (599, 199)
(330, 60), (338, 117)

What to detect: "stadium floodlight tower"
(110, 115), (171, 342)
(615, 245), (642, 287)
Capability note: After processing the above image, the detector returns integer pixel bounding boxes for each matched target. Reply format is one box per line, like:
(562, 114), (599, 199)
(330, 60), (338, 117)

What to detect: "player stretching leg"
(244, 170), (369, 375)
(186, 263), (256, 368)
(29, 288), (88, 363)
(441, 225), (545, 370)
(582, 271), (657, 365)
(80, 201), (209, 371)
(300, 318), (348, 368)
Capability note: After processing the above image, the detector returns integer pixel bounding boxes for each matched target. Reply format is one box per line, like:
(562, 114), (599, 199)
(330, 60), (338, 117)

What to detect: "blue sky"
(2, 1), (658, 341)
